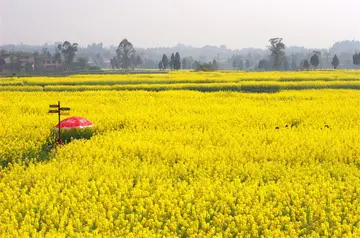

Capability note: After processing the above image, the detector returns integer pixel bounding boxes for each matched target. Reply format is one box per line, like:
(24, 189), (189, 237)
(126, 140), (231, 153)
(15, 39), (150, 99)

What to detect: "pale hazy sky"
(0, 0), (359, 49)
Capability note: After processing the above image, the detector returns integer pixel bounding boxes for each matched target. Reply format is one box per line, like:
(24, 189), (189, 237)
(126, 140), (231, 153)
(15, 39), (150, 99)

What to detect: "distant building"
(19, 56), (35, 64)
(0, 54), (10, 72)
(40, 57), (62, 70)
(0, 55), (34, 64)
(0, 54), (35, 72)
(0, 54), (12, 64)
(87, 58), (96, 67)
(103, 60), (111, 69)
(18, 56), (35, 71)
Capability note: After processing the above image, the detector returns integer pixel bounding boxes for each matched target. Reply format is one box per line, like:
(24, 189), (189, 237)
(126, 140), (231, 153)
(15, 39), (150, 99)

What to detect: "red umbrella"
(55, 116), (94, 129)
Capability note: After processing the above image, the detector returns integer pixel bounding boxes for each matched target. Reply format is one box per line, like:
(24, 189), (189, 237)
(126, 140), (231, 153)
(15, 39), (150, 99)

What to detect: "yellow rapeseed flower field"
(2, 70), (360, 87)
(1, 71), (360, 237)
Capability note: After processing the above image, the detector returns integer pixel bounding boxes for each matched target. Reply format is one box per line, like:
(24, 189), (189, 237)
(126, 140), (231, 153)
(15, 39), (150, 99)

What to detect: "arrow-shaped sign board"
(49, 101), (72, 145)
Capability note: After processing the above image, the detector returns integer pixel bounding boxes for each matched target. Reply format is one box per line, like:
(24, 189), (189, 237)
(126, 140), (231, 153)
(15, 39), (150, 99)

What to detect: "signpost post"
(48, 101), (71, 144)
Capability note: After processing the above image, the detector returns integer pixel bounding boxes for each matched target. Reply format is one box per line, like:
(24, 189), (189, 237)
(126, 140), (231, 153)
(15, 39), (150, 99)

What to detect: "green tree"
(41, 48), (51, 57)
(182, 58), (187, 69)
(110, 58), (115, 69)
(116, 39), (135, 70)
(353, 53), (360, 65)
(258, 59), (268, 71)
(268, 38), (285, 70)
(192, 61), (200, 69)
(174, 52), (181, 70)
(0, 56), (6, 72)
(33, 52), (41, 72)
(283, 58), (290, 71)
(158, 61), (163, 70)
(245, 59), (250, 69)
(110, 57), (119, 69)
(130, 54), (137, 69)
(9, 53), (16, 72)
(54, 47), (62, 63)
(77, 57), (88, 70)
(232, 60), (237, 69)
(331, 54), (339, 69)
(9, 55), (22, 72)
(161, 54), (169, 69)
(212, 59), (218, 70)
(136, 56), (143, 66)
(310, 52), (320, 68)
(57, 41), (79, 65)
(94, 53), (104, 68)
(238, 60), (243, 70)
(291, 55), (297, 70)
(24, 62), (33, 73)
(169, 53), (175, 70)
(303, 59), (310, 70)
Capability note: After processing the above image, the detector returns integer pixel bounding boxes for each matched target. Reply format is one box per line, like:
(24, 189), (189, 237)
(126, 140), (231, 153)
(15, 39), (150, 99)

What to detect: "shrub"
(51, 128), (94, 144)
(88, 66), (101, 71)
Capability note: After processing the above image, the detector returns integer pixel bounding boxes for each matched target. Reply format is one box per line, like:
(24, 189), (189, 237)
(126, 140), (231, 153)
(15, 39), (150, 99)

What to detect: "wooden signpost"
(48, 101), (71, 144)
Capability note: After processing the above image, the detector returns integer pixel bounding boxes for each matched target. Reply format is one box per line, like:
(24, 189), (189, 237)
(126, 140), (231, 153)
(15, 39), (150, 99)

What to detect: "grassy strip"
(3, 81), (360, 92)
(2, 71), (360, 86)
(0, 70), (168, 78)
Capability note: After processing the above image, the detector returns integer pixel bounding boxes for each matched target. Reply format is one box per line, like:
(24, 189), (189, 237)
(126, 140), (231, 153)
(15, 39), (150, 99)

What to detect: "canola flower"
(2, 70), (360, 94)
(0, 86), (360, 236)
(1, 70), (360, 87)
(3, 80), (360, 93)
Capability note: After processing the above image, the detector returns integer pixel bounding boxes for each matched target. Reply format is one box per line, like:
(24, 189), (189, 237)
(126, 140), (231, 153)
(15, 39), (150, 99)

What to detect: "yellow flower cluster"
(3, 80), (360, 93)
(1, 70), (360, 87)
(1, 86), (360, 236)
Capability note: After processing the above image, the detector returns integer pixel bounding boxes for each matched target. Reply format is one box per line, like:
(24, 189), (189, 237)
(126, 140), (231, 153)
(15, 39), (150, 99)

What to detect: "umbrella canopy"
(55, 116), (94, 129)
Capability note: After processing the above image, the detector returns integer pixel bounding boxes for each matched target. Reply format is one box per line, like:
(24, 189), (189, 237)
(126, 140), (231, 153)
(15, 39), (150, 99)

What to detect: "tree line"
(0, 39), (145, 73)
(1, 38), (360, 73)
(253, 38), (359, 71)
(109, 39), (143, 70)
(158, 53), (181, 70)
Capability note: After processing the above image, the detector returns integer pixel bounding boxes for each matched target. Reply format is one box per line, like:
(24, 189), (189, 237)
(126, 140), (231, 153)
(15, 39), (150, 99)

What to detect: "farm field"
(1, 70), (360, 85)
(1, 71), (360, 236)
(2, 70), (360, 93)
